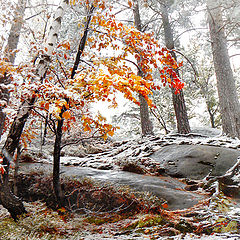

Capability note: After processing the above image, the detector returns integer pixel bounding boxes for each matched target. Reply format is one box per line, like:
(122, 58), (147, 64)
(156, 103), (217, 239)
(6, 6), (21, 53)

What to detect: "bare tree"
(207, 0), (240, 138)
(0, 0), (27, 138)
(161, 2), (191, 134)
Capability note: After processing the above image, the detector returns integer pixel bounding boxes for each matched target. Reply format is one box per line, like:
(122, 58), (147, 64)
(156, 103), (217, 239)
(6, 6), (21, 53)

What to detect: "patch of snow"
(169, 233), (240, 239)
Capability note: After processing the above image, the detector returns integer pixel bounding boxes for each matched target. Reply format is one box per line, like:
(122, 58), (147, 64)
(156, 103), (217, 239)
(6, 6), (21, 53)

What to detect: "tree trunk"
(0, 183), (27, 221)
(133, 0), (153, 136)
(207, 0), (240, 138)
(161, 4), (191, 134)
(0, 0), (27, 138)
(5, 0), (27, 63)
(52, 5), (94, 208)
(0, 74), (11, 138)
(53, 117), (65, 208)
(0, 0), (69, 219)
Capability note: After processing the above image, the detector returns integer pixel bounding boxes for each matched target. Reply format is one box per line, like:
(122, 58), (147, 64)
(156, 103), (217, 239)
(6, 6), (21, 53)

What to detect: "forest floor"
(0, 127), (240, 239)
(0, 174), (239, 240)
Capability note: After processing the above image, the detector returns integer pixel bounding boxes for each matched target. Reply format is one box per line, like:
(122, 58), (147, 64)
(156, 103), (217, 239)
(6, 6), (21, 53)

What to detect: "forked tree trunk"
(161, 4), (191, 134)
(207, 0), (240, 138)
(133, 0), (153, 136)
(0, 0), (69, 219)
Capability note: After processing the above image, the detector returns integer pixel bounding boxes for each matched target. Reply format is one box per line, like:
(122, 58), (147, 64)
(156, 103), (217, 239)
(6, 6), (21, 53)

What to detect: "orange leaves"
(80, 111), (118, 140)
(58, 41), (71, 50)
(62, 111), (71, 120)
(128, 0), (133, 8)
(70, 0), (75, 5)
(0, 59), (15, 77)
(90, 11), (184, 94)
(0, 166), (4, 175)
(0, 156), (4, 175)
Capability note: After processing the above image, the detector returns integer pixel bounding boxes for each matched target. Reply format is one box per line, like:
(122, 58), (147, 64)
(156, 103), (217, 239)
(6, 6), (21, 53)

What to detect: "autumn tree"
(0, 0), (69, 219)
(0, 0), (184, 218)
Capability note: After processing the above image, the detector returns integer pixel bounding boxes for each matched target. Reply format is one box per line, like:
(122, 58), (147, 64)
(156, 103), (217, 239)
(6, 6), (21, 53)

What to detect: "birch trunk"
(133, 0), (153, 136)
(0, 0), (69, 219)
(161, 4), (191, 134)
(207, 0), (240, 138)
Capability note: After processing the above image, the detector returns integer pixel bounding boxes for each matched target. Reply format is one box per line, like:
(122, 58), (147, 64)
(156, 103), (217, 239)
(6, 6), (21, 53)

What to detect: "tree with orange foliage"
(0, 0), (69, 219)
(0, 0), (183, 218)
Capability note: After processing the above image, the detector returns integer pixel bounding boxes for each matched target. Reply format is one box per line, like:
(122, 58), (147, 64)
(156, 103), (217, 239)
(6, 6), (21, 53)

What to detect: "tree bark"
(161, 3), (191, 134)
(0, 74), (11, 138)
(0, 0), (27, 138)
(0, 182), (27, 221)
(52, 5), (94, 208)
(0, 0), (69, 219)
(207, 0), (240, 138)
(53, 116), (65, 208)
(133, 0), (153, 136)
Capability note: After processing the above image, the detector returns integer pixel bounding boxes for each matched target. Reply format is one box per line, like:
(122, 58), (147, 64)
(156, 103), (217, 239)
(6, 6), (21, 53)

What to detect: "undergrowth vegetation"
(0, 172), (238, 239)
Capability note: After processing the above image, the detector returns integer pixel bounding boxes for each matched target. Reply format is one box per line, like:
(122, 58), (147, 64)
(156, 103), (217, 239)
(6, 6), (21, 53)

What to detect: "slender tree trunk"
(0, 0), (69, 219)
(53, 116), (65, 208)
(161, 4), (191, 134)
(52, 5), (94, 207)
(0, 0), (27, 138)
(207, 0), (240, 138)
(207, 106), (215, 128)
(0, 74), (11, 138)
(133, 0), (153, 136)
(5, 0), (27, 63)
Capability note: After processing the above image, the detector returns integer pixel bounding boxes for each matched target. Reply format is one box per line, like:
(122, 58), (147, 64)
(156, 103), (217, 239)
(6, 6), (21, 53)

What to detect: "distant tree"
(160, 1), (191, 134)
(207, 0), (240, 138)
(0, 0), (27, 138)
(133, 0), (154, 136)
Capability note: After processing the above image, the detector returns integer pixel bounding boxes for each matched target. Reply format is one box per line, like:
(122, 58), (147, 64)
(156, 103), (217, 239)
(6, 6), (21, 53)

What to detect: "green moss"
(125, 214), (166, 230)
(85, 216), (107, 225)
(213, 218), (238, 233)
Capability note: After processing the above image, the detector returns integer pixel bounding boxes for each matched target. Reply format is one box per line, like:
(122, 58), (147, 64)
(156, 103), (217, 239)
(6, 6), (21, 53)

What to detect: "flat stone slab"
(19, 163), (206, 210)
(150, 145), (240, 179)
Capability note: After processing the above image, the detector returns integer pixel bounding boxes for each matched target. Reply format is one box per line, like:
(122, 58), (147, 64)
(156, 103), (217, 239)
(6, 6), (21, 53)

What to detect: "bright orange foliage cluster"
(5, 0), (184, 142)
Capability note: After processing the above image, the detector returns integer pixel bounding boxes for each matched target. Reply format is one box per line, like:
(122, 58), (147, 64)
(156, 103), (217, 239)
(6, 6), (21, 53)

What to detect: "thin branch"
(48, 67), (65, 89)
(230, 53), (240, 58)
(174, 28), (208, 42)
(174, 49), (199, 82)
(60, 131), (104, 150)
(24, 11), (43, 21)
(32, 108), (56, 134)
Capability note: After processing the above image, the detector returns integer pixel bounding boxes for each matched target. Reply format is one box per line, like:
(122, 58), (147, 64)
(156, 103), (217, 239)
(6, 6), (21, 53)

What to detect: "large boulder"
(150, 145), (240, 180)
(19, 163), (206, 210)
